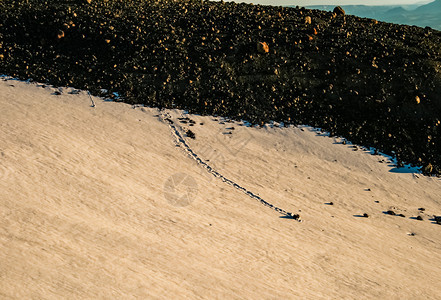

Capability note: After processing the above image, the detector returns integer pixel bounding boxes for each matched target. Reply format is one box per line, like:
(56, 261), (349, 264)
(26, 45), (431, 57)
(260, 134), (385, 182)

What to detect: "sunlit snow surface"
(0, 74), (422, 175)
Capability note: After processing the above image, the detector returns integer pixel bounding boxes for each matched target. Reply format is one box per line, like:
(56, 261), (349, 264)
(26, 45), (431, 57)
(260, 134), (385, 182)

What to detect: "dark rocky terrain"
(1, 0), (441, 175)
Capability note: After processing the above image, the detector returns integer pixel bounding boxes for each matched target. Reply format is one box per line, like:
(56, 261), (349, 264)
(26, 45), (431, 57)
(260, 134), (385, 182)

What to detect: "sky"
(224, 0), (433, 6)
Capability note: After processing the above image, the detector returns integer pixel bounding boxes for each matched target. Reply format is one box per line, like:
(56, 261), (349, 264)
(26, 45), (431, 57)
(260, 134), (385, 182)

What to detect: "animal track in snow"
(157, 110), (300, 221)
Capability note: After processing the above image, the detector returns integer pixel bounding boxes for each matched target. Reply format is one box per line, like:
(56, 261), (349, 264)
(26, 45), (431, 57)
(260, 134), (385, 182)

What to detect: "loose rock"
(333, 6), (345, 16)
(257, 42), (269, 54)
(186, 129), (195, 139)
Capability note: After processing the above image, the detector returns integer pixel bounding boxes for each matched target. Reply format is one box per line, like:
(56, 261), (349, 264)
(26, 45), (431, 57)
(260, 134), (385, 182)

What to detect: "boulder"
(333, 6), (345, 16)
(57, 30), (65, 39)
(257, 42), (269, 54)
(423, 163), (433, 174)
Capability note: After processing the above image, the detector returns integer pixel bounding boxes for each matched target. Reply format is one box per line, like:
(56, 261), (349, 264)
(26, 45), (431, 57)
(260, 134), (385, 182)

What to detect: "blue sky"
(225, 0), (433, 6)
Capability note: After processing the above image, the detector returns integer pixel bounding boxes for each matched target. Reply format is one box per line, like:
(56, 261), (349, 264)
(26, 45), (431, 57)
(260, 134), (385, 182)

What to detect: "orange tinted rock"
(257, 42), (269, 54)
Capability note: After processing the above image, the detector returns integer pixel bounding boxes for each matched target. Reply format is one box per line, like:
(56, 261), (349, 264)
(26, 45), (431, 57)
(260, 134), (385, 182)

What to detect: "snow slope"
(1, 77), (441, 298)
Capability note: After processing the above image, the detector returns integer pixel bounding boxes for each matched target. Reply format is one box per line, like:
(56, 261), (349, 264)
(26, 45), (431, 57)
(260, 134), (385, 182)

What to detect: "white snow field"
(1, 77), (441, 299)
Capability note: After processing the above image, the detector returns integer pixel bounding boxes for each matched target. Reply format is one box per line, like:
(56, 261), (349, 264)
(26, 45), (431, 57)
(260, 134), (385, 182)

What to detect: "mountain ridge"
(305, 1), (441, 29)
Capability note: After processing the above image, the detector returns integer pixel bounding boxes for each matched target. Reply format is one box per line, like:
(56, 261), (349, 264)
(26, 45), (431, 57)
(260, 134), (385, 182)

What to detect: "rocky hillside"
(1, 0), (441, 174)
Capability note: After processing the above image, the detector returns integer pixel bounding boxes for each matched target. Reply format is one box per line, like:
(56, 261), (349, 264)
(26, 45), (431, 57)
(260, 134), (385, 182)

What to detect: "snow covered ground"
(1, 77), (441, 298)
